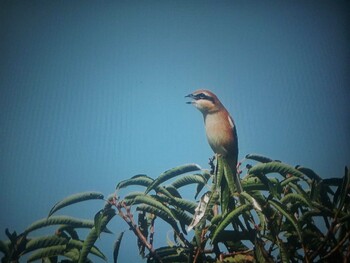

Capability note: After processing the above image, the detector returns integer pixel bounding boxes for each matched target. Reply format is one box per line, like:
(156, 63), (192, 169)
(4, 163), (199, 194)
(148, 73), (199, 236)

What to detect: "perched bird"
(185, 89), (243, 197)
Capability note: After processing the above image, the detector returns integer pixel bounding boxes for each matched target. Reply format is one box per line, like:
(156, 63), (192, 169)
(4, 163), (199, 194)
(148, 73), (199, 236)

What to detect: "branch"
(116, 201), (163, 263)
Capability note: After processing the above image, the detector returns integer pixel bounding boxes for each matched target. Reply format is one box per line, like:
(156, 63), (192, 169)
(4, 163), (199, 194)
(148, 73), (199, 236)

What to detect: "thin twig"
(322, 231), (350, 261)
(116, 202), (163, 263)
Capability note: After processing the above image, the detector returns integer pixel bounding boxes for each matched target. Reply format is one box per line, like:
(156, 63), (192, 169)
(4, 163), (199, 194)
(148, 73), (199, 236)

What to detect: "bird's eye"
(197, 93), (207, 99)
(194, 93), (215, 103)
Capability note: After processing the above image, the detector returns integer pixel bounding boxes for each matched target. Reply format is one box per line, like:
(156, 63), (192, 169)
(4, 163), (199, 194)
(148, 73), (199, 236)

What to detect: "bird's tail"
(219, 156), (243, 214)
(226, 155), (243, 194)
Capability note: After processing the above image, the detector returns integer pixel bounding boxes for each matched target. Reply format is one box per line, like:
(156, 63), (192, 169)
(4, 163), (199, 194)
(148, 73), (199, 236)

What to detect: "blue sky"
(1, 1), (349, 262)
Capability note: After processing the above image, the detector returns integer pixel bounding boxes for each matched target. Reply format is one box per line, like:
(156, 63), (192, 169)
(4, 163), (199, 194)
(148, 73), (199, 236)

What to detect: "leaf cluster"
(1, 155), (349, 263)
(0, 192), (115, 263)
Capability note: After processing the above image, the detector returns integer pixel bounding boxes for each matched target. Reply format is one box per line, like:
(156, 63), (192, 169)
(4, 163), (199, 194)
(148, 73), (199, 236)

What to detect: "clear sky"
(1, 1), (349, 262)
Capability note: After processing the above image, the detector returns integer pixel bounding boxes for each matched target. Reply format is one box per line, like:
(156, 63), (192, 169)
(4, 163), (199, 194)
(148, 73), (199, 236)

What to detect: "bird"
(185, 89), (243, 208)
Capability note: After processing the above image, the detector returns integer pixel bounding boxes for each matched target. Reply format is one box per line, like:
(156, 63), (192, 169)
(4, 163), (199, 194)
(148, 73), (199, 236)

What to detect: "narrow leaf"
(280, 176), (300, 187)
(245, 153), (275, 163)
(132, 195), (175, 219)
(240, 192), (262, 211)
(24, 216), (112, 235)
(116, 174), (153, 191)
(0, 239), (10, 259)
(296, 166), (322, 181)
(280, 193), (313, 208)
(171, 208), (192, 233)
(171, 197), (197, 214)
(254, 238), (274, 263)
(249, 162), (304, 178)
(337, 166), (350, 211)
(94, 208), (115, 238)
(211, 204), (252, 243)
(268, 200), (302, 241)
(113, 232), (125, 263)
(78, 208), (115, 263)
(27, 245), (67, 262)
(276, 238), (290, 263)
(242, 177), (279, 191)
(21, 236), (68, 255)
(48, 191), (104, 218)
(171, 174), (206, 189)
(145, 163), (201, 194)
(67, 239), (107, 261)
(252, 172), (280, 199)
(136, 205), (180, 233)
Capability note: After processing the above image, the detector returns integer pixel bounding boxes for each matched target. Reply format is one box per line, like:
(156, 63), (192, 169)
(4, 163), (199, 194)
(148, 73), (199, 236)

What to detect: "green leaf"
(94, 207), (115, 238)
(136, 205), (180, 233)
(132, 195), (175, 219)
(0, 239), (10, 259)
(323, 178), (343, 186)
(280, 176), (300, 187)
(268, 200), (302, 241)
(249, 162), (304, 178)
(296, 166), (322, 181)
(67, 239), (107, 261)
(24, 216), (112, 235)
(280, 193), (313, 208)
(276, 238), (290, 263)
(212, 230), (250, 252)
(211, 204), (252, 243)
(21, 236), (68, 255)
(339, 213), (350, 224)
(117, 175), (178, 201)
(254, 238), (274, 263)
(137, 211), (148, 257)
(78, 207), (115, 263)
(284, 181), (314, 204)
(116, 174), (154, 190)
(252, 171), (280, 199)
(171, 208), (192, 231)
(48, 191), (104, 218)
(63, 247), (80, 261)
(27, 245), (67, 262)
(145, 163), (201, 194)
(336, 166), (349, 211)
(240, 191), (262, 211)
(57, 225), (79, 240)
(5, 228), (17, 243)
(148, 246), (190, 263)
(204, 191), (220, 221)
(171, 174), (206, 190)
(113, 232), (125, 263)
(241, 177), (279, 191)
(165, 185), (182, 198)
(245, 153), (276, 163)
(171, 197), (197, 214)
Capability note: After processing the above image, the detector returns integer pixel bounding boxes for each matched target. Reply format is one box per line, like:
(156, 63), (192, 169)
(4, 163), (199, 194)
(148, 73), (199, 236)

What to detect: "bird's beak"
(185, 93), (194, 104)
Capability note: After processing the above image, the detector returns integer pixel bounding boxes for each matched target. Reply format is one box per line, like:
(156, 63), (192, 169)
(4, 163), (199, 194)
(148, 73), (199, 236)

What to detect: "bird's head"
(185, 89), (222, 114)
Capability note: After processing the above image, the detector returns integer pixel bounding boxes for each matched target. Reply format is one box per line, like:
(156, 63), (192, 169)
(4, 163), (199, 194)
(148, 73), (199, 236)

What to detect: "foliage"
(1, 154), (349, 262)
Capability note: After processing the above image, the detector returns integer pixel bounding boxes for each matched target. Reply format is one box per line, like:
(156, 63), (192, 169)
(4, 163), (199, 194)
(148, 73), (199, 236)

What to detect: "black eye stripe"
(194, 93), (215, 103)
